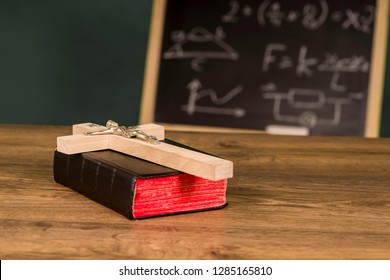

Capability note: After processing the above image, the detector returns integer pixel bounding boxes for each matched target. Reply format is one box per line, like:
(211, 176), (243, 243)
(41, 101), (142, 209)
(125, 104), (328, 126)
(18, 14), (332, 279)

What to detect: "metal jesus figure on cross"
(85, 120), (160, 145)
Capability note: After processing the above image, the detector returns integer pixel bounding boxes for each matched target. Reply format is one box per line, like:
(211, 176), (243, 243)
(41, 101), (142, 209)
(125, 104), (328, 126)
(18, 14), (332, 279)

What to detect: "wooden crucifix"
(56, 120), (233, 181)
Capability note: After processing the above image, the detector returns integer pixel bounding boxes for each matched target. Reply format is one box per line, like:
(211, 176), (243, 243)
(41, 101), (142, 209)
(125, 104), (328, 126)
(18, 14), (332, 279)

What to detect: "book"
(53, 145), (228, 219)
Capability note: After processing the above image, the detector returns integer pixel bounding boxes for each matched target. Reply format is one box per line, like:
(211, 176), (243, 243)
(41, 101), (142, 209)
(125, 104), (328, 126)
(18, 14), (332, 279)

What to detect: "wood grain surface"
(0, 124), (390, 259)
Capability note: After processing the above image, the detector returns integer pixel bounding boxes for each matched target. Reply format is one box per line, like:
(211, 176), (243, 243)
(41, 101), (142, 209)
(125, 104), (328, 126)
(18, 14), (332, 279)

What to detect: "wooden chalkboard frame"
(140, 0), (389, 136)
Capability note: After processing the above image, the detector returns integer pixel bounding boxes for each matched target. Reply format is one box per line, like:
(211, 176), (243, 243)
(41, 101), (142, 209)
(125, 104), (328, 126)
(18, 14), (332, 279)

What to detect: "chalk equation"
(262, 43), (369, 93)
(181, 79), (246, 118)
(221, 0), (375, 32)
(163, 26), (239, 72)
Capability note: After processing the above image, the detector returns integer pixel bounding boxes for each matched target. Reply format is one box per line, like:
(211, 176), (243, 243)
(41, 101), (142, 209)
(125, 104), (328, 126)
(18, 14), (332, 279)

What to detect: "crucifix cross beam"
(56, 121), (233, 181)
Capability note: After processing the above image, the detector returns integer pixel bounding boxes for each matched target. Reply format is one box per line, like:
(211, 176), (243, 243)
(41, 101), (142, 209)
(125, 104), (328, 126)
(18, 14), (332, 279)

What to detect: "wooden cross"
(57, 121), (233, 181)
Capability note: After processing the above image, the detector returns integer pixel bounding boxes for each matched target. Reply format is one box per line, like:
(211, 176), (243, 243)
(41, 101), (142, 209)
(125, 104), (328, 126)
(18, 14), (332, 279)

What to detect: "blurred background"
(1, 0), (390, 136)
(0, 0), (152, 126)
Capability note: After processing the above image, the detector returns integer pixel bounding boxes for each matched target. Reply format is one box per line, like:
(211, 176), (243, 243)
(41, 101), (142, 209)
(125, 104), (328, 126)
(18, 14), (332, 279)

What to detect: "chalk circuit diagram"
(263, 87), (364, 128)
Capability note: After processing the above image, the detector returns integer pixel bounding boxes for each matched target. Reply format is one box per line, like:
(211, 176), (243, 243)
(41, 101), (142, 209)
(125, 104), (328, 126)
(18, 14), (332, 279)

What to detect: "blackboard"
(140, 0), (388, 136)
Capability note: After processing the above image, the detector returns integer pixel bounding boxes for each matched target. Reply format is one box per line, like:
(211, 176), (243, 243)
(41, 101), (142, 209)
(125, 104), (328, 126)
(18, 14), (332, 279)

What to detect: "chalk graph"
(181, 79), (245, 118)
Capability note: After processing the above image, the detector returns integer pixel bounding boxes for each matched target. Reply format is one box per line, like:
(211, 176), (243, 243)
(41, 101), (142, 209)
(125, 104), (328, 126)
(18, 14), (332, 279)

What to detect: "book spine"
(53, 150), (135, 219)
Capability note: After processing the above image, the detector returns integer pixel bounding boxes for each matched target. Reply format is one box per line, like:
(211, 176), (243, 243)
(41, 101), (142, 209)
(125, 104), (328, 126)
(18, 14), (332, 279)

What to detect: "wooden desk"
(1, 124), (390, 259)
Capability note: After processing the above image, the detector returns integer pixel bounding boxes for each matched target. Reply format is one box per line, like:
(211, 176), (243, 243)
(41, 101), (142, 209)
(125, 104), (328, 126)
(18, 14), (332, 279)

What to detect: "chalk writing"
(221, 1), (254, 23)
(262, 44), (370, 77)
(221, 0), (374, 32)
(181, 79), (245, 118)
(263, 88), (364, 128)
(260, 42), (369, 125)
(163, 26), (239, 72)
(154, 0), (377, 136)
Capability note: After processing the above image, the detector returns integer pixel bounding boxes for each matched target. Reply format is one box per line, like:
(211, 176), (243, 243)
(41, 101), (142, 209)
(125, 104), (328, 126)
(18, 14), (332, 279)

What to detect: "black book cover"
(53, 147), (228, 219)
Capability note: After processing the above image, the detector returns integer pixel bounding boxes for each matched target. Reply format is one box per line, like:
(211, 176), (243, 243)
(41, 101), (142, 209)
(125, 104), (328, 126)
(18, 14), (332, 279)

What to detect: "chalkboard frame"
(140, 0), (389, 136)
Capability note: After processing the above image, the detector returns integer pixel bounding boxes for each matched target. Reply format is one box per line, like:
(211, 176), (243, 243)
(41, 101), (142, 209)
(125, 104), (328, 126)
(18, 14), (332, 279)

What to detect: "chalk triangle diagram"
(163, 26), (239, 61)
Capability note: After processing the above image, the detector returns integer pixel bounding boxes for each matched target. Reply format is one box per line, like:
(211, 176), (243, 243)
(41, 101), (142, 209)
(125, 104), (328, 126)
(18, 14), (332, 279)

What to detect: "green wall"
(1, 0), (389, 136)
(0, 0), (152, 125)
